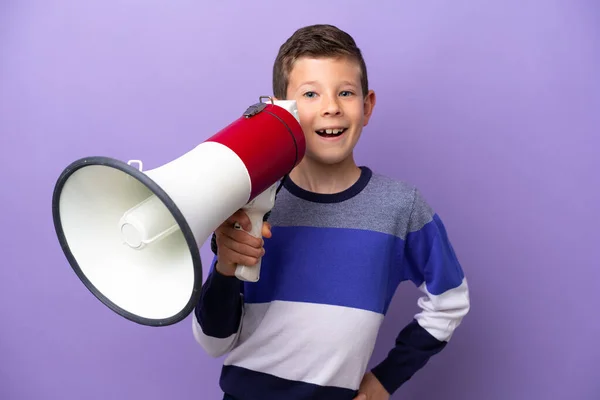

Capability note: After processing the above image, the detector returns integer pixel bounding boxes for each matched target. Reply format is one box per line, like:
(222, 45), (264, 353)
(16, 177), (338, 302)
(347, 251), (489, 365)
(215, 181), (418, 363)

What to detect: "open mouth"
(315, 128), (347, 138)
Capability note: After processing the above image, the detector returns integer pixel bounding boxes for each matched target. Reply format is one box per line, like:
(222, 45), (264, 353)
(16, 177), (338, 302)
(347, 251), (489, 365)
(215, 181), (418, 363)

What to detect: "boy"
(193, 24), (470, 400)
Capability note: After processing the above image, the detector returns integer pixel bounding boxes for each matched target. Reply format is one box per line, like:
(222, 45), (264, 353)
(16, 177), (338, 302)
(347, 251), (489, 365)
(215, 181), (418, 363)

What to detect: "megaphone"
(52, 96), (305, 327)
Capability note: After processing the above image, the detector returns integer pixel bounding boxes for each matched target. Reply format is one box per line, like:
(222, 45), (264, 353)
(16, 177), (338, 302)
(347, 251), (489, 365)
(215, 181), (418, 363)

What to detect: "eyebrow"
(340, 80), (358, 87)
(298, 80), (318, 87)
(298, 80), (358, 88)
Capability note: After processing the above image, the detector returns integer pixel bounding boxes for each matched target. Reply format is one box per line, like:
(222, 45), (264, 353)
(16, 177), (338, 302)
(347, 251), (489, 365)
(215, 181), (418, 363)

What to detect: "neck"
(288, 155), (362, 194)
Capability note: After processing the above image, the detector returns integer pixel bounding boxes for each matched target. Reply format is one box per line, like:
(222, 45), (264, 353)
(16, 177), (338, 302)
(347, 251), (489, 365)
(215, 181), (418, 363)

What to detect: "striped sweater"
(193, 166), (470, 400)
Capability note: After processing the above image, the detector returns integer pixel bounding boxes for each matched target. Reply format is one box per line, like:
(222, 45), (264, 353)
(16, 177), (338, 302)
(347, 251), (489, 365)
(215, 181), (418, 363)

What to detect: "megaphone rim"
(51, 156), (203, 327)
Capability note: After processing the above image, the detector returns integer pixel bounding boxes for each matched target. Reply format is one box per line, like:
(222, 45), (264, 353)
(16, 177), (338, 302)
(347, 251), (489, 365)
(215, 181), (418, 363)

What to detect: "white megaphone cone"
(52, 96), (305, 327)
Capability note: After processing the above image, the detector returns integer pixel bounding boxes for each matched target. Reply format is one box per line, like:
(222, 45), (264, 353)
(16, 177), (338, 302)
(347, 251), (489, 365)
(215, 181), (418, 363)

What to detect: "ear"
(362, 90), (376, 127)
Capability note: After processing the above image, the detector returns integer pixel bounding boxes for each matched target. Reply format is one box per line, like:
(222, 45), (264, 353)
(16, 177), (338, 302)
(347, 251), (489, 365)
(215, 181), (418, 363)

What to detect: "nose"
(320, 95), (342, 117)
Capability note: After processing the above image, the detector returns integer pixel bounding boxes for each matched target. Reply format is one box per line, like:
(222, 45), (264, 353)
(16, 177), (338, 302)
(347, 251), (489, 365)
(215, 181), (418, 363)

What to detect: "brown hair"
(272, 24), (369, 99)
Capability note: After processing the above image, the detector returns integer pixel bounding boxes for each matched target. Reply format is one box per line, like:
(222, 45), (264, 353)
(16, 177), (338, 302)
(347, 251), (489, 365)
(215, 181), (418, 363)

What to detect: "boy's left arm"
(361, 188), (471, 398)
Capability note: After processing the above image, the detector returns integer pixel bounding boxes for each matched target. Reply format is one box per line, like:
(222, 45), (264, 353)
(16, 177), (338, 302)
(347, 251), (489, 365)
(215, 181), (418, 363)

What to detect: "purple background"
(1, 1), (599, 399)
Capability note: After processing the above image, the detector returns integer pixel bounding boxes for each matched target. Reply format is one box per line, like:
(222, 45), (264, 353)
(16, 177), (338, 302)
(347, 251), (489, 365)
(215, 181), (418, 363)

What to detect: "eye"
(339, 91), (354, 97)
(303, 91), (317, 98)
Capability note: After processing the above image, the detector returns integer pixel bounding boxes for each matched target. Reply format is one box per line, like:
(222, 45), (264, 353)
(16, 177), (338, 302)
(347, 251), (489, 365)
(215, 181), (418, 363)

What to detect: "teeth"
(318, 128), (345, 135)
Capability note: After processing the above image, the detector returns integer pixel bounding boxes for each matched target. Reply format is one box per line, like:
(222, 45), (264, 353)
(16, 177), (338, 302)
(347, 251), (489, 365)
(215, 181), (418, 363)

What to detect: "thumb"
(353, 394), (367, 400)
(262, 221), (272, 238)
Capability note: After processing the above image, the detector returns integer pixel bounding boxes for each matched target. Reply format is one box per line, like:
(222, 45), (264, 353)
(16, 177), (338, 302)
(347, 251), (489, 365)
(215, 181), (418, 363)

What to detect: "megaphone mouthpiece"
(119, 193), (180, 249)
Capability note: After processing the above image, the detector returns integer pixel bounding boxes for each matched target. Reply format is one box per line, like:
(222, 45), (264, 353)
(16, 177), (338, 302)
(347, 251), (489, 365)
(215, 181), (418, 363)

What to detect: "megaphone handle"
(234, 209), (266, 282)
(233, 183), (278, 282)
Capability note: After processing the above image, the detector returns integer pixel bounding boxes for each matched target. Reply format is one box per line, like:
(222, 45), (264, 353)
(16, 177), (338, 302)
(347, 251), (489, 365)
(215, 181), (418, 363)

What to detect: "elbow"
(195, 336), (236, 358)
(461, 279), (471, 317)
(451, 278), (471, 325)
(192, 314), (236, 358)
(201, 343), (230, 358)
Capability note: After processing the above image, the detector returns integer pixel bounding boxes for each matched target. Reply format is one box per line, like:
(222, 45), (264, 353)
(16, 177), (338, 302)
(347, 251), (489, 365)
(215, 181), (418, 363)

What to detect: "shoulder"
(357, 168), (435, 237)
(366, 170), (417, 199)
(363, 169), (430, 215)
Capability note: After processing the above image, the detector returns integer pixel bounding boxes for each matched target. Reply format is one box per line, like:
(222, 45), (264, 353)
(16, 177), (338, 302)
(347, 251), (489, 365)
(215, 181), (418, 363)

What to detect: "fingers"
(215, 224), (267, 268)
(215, 232), (263, 267)
(218, 227), (265, 258)
(215, 211), (273, 268)
(219, 223), (264, 247)
(218, 244), (263, 267)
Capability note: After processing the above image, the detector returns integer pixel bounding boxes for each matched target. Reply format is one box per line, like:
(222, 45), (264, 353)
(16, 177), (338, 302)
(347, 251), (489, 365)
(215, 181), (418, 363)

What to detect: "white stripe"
(414, 278), (470, 342)
(224, 300), (384, 390)
(192, 311), (243, 358)
(146, 141), (252, 248)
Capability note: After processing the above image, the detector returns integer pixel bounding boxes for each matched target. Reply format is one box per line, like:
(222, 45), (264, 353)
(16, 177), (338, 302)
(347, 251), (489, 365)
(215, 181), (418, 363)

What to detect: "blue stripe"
(243, 226), (403, 314)
(403, 214), (465, 295)
(239, 213), (464, 312)
(220, 365), (358, 400)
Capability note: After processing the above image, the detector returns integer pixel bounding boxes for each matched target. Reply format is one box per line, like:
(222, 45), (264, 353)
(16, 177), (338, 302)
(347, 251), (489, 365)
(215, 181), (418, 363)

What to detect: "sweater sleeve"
(371, 188), (470, 394)
(192, 256), (245, 357)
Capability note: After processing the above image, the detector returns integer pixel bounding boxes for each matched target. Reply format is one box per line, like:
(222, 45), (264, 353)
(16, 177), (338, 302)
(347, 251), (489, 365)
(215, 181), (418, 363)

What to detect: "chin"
(305, 152), (354, 167)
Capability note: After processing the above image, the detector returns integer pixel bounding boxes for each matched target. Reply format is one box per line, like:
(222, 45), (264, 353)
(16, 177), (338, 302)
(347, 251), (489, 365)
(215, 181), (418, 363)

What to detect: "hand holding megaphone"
(212, 205), (273, 281)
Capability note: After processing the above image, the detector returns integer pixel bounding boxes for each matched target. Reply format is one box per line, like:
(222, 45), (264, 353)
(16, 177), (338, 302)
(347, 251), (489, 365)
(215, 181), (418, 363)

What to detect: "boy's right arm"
(192, 259), (245, 357)
(192, 210), (269, 357)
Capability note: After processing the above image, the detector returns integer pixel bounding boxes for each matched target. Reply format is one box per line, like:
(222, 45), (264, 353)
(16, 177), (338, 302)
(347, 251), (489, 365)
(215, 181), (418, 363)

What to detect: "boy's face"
(284, 56), (375, 167)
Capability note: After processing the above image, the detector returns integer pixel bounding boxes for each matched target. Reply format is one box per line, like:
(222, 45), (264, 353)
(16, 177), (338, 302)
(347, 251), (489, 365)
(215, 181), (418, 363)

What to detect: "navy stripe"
(371, 319), (447, 394)
(283, 166), (372, 203)
(243, 226), (403, 314)
(195, 257), (243, 338)
(220, 365), (358, 400)
(403, 214), (465, 295)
